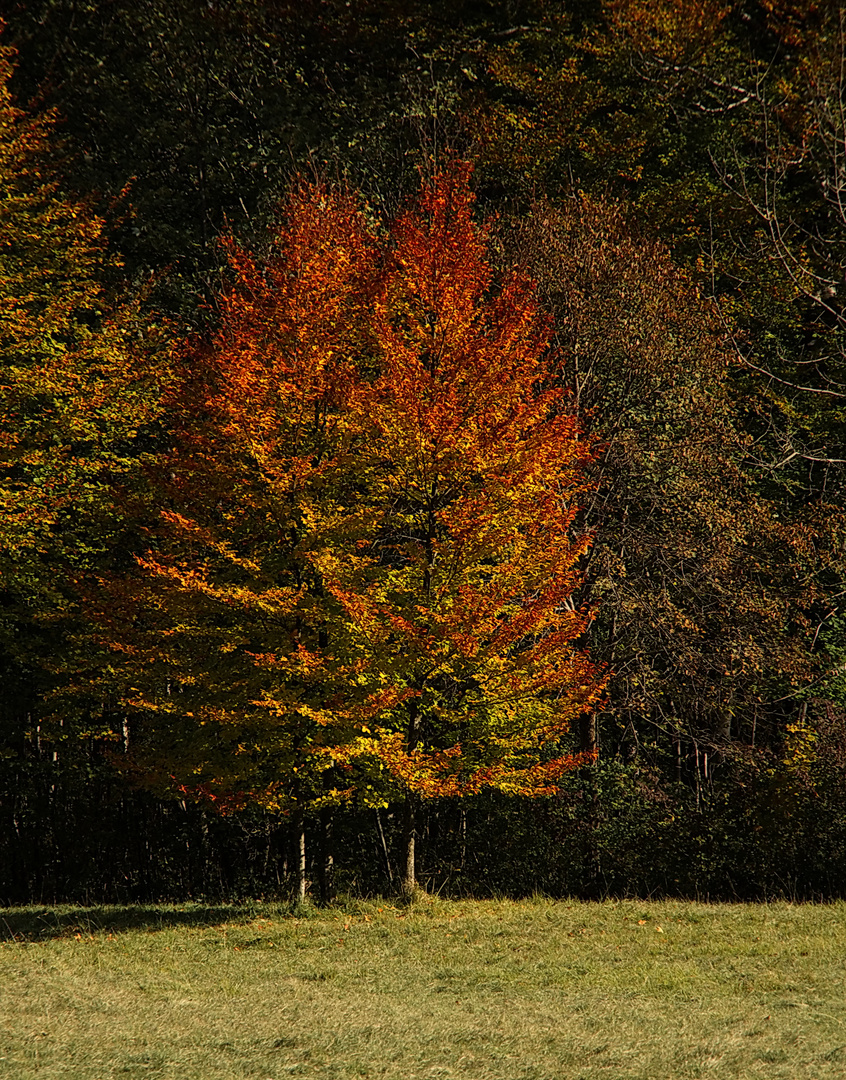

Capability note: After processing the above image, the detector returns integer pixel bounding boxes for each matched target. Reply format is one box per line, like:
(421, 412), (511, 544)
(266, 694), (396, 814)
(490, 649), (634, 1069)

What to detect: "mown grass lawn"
(1, 897), (845, 1079)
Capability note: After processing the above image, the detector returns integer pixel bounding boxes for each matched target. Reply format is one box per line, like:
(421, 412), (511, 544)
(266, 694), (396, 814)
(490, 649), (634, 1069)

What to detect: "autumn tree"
(93, 163), (603, 899)
(0, 28), (163, 716)
(84, 182), (374, 905)
(589, 0), (846, 710)
(508, 195), (819, 776)
(319, 163), (603, 895)
(712, 3), (846, 492)
(0, 28), (168, 894)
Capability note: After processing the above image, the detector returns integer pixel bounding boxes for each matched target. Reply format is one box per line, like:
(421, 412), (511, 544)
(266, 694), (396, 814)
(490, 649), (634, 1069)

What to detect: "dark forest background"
(3, 0), (846, 903)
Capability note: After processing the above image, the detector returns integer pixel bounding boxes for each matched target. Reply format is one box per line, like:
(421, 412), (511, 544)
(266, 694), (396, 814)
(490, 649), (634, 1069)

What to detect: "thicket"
(2, 0), (846, 903)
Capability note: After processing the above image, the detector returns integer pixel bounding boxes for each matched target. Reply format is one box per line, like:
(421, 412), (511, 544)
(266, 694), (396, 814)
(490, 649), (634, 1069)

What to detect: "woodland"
(2, 0), (846, 905)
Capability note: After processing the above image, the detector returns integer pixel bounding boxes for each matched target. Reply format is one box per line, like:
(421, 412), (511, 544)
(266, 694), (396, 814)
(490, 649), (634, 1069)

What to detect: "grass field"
(1, 897), (845, 1079)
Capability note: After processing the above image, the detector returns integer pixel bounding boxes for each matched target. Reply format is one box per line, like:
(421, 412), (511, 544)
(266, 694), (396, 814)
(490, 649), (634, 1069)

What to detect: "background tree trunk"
(401, 796), (417, 898)
(317, 809), (334, 905)
(296, 812), (307, 905)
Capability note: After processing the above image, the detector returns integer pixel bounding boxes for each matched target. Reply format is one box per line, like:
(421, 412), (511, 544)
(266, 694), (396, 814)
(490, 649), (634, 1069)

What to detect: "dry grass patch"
(1, 898), (845, 1079)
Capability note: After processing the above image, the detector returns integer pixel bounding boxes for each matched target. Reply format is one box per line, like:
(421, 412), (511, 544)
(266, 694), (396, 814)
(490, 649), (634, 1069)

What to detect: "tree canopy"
(2, 2), (846, 904)
(85, 164), (604, 896)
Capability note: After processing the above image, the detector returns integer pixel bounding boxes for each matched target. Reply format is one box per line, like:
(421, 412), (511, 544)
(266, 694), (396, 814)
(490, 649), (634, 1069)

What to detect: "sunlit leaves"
(0, 33), (165, 684)
(312, 162), (604, 799)
(100, 163), (604, 821)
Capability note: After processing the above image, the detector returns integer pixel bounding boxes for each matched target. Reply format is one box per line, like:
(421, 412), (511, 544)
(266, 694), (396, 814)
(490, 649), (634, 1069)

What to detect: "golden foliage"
(101, 163), (604, 813)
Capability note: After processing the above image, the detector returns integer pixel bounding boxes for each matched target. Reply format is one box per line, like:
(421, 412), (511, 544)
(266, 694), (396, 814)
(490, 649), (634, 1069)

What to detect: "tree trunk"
(578, 710), (597, 755)
(317, 809), (334, 905)
(295, 812), (307, 905)
(401, 700), (421, 898)
(401, 795), (417, 898)
(375, 808), (394, 886)
(673, 733), (683, 785)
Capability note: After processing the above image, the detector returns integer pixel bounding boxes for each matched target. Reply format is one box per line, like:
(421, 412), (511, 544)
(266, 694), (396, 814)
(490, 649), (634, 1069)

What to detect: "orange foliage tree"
(322, 164), (604, 893)
(96, 163), (604, 898)
(87, 183), (373, 904)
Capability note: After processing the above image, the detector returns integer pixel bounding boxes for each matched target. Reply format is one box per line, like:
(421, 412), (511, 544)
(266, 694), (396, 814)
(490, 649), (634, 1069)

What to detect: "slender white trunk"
(402, 796), (416, 898)
(296, 816), (307, 905)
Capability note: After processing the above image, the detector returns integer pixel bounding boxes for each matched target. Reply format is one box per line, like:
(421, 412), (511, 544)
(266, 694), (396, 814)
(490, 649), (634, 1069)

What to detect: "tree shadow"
(0, 902), (293, 941)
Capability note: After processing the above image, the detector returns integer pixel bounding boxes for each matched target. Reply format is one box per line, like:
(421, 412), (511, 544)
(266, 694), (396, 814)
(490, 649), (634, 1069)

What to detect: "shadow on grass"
(0, 902), (294, 941)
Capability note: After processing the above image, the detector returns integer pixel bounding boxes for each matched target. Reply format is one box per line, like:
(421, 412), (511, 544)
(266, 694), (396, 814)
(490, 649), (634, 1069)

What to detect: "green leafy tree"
(5, 0), (521, 303)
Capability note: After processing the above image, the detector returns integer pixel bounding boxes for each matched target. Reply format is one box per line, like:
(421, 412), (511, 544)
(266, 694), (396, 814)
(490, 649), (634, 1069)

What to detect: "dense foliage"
(2, 2), (845, 903)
